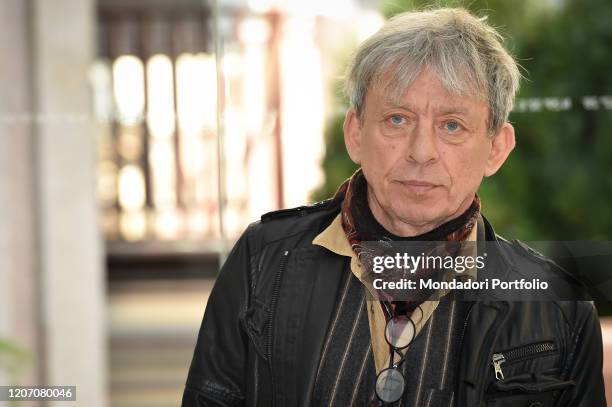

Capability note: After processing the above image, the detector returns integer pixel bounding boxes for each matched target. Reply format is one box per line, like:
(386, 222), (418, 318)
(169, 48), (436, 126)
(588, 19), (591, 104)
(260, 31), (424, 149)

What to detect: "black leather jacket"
(182, 199), (606, 407)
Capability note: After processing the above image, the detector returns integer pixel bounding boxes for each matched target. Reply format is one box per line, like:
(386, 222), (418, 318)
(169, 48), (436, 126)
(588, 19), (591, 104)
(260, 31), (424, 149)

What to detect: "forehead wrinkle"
(437, 106), (471, 116)
(367, 67), (488, 122)
(379, 64), (486, 109)
(382, 94), (472, 117)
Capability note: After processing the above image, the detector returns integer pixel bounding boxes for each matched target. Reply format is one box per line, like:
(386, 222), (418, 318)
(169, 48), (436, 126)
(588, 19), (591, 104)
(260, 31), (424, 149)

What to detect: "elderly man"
(182, 8), (606, 407)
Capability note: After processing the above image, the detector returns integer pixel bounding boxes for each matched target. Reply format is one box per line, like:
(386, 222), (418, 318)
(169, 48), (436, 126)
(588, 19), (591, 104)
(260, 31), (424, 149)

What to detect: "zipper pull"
(491, 353), (506, 381)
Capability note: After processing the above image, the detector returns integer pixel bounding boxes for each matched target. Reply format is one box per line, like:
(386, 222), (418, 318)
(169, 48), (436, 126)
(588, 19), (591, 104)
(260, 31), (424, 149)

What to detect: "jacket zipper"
(267, 250), (290, 407)
(457, 301), (474, 352)
(455, 302), (508, 406)
(491, 341), (556, 381)
(453, 301), (474, 406)
(474, 302), (508, 404)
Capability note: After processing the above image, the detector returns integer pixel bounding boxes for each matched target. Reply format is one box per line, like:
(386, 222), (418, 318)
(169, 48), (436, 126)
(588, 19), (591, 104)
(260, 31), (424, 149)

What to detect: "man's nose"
(405, 121), (438, 164)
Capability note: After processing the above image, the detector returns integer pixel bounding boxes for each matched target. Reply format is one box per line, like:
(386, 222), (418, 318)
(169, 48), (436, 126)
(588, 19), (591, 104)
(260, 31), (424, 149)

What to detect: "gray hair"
(344, 7), (521, 133)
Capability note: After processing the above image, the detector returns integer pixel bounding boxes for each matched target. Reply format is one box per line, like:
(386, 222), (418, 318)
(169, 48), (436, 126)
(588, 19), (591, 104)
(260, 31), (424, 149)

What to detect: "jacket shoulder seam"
(260, 198), (337, 222)
(248, 219), (324, 256)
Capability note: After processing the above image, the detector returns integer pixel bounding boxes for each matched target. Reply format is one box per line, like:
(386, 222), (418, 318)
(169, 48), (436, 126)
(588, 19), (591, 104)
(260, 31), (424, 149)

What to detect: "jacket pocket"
(485, 341), (574, 407)
(486, 373), (575, 407)
(490, 341), (557, 381)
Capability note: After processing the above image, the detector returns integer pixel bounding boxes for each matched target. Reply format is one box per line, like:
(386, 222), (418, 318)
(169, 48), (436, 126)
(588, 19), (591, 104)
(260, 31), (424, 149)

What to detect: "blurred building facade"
(97, 1), (383, 405)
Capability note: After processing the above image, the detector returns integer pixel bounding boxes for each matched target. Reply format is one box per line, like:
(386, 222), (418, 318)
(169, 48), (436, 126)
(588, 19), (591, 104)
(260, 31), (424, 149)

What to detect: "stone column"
(0, 0), (41, 396)
(32, 0), (108, 406)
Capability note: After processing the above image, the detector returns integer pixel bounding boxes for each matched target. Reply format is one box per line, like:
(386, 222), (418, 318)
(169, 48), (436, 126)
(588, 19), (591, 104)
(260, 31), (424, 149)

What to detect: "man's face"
(344, 68), (515, 236)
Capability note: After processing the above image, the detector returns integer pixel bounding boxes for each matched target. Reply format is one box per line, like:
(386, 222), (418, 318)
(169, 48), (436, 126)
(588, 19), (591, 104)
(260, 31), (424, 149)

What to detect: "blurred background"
(0, 0), (610, 406)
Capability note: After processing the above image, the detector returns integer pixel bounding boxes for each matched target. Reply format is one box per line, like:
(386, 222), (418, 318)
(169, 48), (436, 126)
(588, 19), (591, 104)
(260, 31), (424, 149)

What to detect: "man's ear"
(484, 122), (516, 177)
(343, 108), (362, 165)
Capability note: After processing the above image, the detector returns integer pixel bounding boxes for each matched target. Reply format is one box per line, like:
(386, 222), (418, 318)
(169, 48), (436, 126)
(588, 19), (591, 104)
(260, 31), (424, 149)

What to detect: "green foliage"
(312, 0), (612, 241)
(312, 112), (358, 201)
(0, 337), (32, 383)
(481, 0), (612, 240)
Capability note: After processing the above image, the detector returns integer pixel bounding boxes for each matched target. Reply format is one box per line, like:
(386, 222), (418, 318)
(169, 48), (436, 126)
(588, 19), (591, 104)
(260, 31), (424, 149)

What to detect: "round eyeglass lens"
(385, 316), (415, 349)
(375, 367), (405, 403)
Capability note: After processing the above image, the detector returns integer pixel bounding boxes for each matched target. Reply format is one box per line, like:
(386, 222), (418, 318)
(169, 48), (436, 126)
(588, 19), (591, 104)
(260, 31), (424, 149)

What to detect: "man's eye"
(389, 115), (405, 125)
(444, 121), (461, 132)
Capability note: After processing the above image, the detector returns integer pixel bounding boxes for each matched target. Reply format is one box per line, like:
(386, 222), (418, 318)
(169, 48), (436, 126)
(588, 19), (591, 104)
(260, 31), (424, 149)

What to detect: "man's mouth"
(398, 180), (439, 195)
